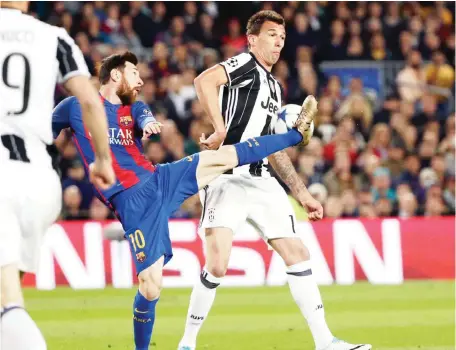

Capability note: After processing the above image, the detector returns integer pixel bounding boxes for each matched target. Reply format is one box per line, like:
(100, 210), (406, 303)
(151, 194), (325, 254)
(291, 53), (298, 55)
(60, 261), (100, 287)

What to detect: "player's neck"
(0, 2), (28, 12)
(99, 85), (122, 105)
(250, 51), (273, 72)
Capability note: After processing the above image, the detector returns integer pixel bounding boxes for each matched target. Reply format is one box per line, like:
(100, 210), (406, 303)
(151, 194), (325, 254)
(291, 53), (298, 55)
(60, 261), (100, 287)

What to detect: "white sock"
(287, 261), (333, 350)
(179, 269), (222, 347)
(1, 306), (47, 350)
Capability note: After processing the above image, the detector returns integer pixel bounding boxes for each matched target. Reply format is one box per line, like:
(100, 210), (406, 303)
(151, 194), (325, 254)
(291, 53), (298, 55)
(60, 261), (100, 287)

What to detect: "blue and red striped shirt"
(52, 96), (156, 204)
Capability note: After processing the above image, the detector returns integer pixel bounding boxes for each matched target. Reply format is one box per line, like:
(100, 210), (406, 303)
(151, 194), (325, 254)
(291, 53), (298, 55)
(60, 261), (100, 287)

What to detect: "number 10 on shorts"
(128, 229), (146, 251)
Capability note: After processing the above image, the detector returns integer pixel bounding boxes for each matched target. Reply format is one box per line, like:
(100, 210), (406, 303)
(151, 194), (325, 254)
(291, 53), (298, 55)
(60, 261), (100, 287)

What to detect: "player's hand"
(142, 121), (163, 140)
(200, 131), (226, 150)
(301, 195), (324, 221)
(89, 159), (116, 190)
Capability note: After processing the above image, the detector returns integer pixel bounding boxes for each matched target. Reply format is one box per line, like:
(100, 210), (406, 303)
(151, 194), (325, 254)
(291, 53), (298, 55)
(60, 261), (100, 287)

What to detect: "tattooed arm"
(268, 151), (324, 221)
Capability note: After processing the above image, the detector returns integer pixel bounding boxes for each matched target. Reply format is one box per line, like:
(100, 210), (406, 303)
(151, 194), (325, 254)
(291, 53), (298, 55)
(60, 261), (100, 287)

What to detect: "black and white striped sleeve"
(219, 53), (256, 88)
(55, 28), (90, 84)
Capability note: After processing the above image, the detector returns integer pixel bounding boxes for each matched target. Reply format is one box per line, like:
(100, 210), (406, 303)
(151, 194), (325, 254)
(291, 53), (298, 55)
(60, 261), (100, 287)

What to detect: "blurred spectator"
(346, 36), (366, 60)
(111, 15), (145, 60)
(397, 191), (419, 218)
(424, 196), (447, 217)
(285, 13), (316, 62)
(104, 3), (120, 33)
(162, 16), (191, 48)
(443, 175), (455, 214)
(129, 2), (155, 48)
(62, 185), (87, 220)
(62, 157), (94, 210)
(371, 167), (396, 204)
(374, 197), (394, 217)
(425, 51), (455, 106)
(221, 18), (247, 54)
(164, 74), (196, 136)
(359, 203), (377, 218)
(396, 50), (426, 103)
(323, 151), (353, 196)
(340, 189), (359, 217)
(195, 13), (220, 50)
(321, 19), (346, 61)
(308, 183), (329, 207)
(89, 198), (113, 220)
(324, 196), (343, 218)
(369, 33), (389, 60)
(384, 3), (404, 55)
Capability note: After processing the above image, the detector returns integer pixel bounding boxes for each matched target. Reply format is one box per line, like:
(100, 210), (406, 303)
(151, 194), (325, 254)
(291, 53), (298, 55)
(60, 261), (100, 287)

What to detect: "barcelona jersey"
(52, 96), (156, 204)
(53, 95), (201, 271)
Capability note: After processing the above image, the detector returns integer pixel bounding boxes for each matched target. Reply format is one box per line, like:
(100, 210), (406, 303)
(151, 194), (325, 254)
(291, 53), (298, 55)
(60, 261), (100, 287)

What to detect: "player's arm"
(64, 77), (110, 161)
(55, 28), (114, 189)
(195, 53), (256, 149)
(52, 97), (72, 139)
(132, 101), (162, 140)
(194, 64), (228, 148)
(268, 151), (323, 221)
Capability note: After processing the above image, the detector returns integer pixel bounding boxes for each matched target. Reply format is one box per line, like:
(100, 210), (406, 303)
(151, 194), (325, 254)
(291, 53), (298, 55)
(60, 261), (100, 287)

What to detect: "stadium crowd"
(30, 1), (455, 221)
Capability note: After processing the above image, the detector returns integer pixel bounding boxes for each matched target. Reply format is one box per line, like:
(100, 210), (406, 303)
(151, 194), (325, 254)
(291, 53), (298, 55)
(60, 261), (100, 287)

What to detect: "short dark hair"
(246, 10), (285, 36)
(98, 51), (138, 85)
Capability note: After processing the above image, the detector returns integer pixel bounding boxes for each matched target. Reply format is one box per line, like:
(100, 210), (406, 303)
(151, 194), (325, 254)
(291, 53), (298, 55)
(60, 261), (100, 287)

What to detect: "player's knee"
(276, 240), (310, 266)
(287, 244), (310, 265)
(207, 263), (227, 278)
(1, 265), (24, 308)
(138, 276), (162, 301)
(218, 146), (238, 168)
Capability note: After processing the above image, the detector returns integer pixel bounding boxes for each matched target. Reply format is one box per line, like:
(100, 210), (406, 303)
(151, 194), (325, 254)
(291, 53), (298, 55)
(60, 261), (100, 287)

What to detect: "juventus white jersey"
(219, 52), (282, 177)
(0, 8), (89, 165)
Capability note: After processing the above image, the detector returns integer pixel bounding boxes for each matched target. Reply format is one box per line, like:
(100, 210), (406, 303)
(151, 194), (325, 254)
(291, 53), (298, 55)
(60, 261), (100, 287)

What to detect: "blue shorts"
(111, 154), (200, 274)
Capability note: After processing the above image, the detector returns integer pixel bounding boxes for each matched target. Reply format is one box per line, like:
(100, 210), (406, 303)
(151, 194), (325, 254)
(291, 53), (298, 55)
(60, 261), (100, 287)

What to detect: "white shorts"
(0, 161), (61, 273)
(199, 175), (297, 241)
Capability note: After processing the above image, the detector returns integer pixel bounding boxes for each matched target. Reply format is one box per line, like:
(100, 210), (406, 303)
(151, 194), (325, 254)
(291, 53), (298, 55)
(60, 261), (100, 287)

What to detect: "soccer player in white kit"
(0, 2), (115, 349)
(178, 11), (371, 350)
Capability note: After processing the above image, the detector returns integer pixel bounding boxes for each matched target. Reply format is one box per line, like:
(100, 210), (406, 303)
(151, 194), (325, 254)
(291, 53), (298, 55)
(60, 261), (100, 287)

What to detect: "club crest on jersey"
(136, 251), (146, 263)
(120, 115), (133, 127)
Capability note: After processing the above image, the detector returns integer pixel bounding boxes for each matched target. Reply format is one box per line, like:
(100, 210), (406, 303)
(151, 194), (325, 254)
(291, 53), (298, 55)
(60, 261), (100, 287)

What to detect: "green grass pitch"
(24, 281), (454, 350)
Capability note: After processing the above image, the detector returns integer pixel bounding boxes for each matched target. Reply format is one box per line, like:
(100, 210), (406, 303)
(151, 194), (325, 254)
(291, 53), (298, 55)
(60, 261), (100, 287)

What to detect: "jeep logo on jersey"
(260, 96), (279, 115)
(108, 128), (134, 146)
(120, 115), (133, 127)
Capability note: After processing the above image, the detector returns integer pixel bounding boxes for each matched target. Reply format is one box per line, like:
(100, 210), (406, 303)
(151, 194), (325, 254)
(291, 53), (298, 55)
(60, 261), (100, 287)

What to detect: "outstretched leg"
(195, 96), (317, 189)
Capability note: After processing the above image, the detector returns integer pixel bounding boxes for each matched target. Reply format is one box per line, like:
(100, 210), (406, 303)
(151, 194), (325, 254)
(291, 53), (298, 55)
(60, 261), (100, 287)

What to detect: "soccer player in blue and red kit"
(52, 51), (318, 350)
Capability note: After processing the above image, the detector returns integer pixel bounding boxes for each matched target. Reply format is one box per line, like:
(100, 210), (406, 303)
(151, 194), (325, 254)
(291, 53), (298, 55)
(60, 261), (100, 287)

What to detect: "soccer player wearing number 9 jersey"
(0, 2), (114, 350)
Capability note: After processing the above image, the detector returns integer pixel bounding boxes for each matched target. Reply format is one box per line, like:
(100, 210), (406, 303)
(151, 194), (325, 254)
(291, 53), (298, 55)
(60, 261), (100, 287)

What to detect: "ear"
(110, 69), (121, 82)
(247, 34), (256, 47)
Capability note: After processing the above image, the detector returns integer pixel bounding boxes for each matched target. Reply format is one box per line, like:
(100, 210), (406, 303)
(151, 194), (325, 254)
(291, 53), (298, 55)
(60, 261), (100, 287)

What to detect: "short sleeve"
(132, 101), (156, 129)
(52, 96), (75, 138)
(55, 28), (90, 84)
(219, 53), (257, 88)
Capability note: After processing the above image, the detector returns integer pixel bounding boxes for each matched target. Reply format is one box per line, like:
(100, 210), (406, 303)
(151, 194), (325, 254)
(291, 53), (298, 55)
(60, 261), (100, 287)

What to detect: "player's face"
(116, 62), (143, 105)
(252, 21), (286, 66)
